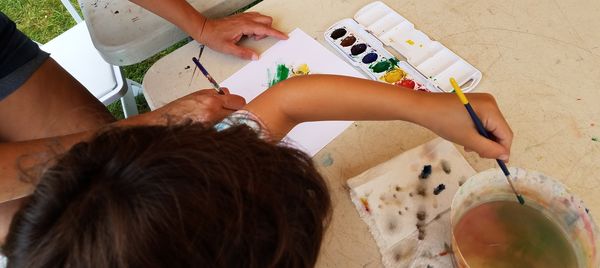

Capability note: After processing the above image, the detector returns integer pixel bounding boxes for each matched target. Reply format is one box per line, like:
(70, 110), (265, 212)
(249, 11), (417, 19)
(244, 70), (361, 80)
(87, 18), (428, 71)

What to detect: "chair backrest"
(60, 0), (82, 23)
(39, 1), (127, 105)
(40, 22), (126, 105)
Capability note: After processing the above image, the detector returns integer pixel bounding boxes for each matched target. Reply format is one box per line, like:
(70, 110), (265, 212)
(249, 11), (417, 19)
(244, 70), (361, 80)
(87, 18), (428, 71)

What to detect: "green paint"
(369, 58), (400, 73)
(592, 136), (599, 142)
(269, 64), (291, 87)
(370, 61), (390, 73)
(321, 153), (334, 167)
(454, 201), (578, 268)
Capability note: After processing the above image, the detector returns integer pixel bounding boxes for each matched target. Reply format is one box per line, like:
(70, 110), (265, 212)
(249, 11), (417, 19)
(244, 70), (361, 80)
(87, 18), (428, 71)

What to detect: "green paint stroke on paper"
(269, 64), (291, 87)
(593, 136), (599, 142)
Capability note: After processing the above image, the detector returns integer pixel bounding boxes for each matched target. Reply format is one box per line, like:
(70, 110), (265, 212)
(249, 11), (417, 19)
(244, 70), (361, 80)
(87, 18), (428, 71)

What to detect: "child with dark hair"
(2, 75), (512, 267)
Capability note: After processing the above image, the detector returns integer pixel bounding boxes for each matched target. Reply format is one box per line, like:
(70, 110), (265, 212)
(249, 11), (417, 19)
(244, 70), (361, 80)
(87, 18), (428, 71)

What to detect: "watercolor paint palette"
(325, 1), (482, 92)
(325, 20), (431, 91)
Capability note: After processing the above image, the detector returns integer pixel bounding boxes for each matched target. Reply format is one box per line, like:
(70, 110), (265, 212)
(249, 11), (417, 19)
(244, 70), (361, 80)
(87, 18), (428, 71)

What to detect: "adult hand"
(139, 88), (246, 125)
(196, 12), (288, 60)
(421, 93), (513, 161)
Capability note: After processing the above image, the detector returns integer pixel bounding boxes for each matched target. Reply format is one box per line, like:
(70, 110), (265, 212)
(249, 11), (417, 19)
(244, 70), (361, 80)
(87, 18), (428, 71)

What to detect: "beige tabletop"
(143, 0), (600, 266)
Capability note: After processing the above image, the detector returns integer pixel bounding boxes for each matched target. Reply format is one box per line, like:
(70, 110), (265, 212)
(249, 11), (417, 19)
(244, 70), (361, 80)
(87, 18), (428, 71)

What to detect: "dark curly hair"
(2, 123), (331, 268)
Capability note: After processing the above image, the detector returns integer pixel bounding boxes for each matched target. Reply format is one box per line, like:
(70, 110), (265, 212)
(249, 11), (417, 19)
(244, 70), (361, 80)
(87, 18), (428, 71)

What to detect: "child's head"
(3, 123), (331, 268)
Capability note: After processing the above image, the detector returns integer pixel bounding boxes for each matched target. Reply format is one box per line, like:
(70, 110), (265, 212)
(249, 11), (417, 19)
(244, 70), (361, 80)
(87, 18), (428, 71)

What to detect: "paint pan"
(325, 19), (434, 92)
(451, 168), (600, 268)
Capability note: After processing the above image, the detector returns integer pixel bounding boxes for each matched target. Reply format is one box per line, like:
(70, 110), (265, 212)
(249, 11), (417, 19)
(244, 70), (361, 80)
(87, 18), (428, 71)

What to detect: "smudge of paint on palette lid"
(451, 168), (600, 268)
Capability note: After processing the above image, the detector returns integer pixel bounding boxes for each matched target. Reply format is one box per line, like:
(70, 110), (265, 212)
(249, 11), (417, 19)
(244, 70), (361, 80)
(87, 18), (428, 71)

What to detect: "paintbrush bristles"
(504, 174), (525, 205)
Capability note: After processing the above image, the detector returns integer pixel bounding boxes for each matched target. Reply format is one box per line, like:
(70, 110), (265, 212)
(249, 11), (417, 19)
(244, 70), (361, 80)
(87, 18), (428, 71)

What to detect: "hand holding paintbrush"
(449, 78), (524, 204)
(192, 57), (225, 95)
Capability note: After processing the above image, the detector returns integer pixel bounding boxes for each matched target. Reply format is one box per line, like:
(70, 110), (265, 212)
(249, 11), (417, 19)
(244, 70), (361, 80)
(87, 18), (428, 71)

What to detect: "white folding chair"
(40, 0), (140, 118)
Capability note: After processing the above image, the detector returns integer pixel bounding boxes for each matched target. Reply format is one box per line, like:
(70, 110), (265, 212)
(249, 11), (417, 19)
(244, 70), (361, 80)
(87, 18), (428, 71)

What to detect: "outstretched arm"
(129, 0), (288, 60)
(244, 75), (513, 161)
(0, 89), (245, 202)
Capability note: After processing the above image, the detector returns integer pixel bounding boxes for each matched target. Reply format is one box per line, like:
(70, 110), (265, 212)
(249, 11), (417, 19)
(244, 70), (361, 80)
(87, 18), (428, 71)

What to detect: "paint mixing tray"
(325, 1), (482, 92)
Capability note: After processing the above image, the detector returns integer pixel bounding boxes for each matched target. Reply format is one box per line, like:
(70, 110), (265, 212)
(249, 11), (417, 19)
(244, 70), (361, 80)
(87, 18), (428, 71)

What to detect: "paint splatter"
(419, 165), (432, 179)
(351, 43), (367, 55)
(267, 63), (310, 87)
(293, 64), (310, 76)
(439, 243), (452, 256)
(406, 39), (415, 45)
(360, 197), (371, 214)
(417, 187), (427, 197)
(184, 65), (190, 70)
(592, 137), (599, 142)
(381, 68), (406, 83)
(416, 222), (426, 240)
(387, 220), (398, 232)
(321, 153), (334, 167)
(330, 28), (347, 39)
(416, 211), (427, 221)
(441, 160), (451, 174)
(340, 35), (356, 47)
(433, 184), (446, 195)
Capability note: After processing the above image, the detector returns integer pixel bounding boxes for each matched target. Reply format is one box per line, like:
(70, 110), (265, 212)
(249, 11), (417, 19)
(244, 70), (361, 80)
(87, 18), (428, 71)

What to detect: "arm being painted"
(244, 75), (513, 161)
(128, 0), (288, 60)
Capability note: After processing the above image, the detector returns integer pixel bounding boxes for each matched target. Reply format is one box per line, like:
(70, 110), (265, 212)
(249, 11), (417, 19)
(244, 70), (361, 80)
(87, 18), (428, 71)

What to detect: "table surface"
(78, 0), (255, 66)
(142, 0), (600, 266)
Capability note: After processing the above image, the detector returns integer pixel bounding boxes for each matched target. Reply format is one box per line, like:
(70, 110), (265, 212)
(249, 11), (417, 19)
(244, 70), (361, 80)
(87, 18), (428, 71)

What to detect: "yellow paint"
(381, 68), (406, 83)
(293, 63), (310, 76)
(450, 77), (469, 105)
(406, 39), (415, 45)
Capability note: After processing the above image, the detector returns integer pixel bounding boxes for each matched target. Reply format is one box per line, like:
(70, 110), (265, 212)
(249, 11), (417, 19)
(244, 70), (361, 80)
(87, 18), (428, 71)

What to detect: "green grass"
(1, 0), (262, 119)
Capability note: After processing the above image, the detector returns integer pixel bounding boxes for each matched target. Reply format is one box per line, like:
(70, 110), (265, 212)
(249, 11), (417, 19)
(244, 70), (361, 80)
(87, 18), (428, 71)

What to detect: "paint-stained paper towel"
(347, 138), (476, 267)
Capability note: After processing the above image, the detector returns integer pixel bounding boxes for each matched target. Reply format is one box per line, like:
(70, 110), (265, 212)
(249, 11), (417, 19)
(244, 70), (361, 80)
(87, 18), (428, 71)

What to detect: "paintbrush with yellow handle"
(450, 77), (525, 205)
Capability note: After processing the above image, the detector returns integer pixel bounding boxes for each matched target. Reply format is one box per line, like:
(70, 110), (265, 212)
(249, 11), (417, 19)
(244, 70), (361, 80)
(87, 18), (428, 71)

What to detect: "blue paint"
(362, 52), (378, 64)
(321, 153), (334, 167)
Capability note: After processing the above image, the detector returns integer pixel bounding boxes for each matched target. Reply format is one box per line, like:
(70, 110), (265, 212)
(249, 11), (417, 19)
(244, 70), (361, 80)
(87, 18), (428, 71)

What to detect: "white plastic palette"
(326, 1), (482, 92)
(325, 19), (432, 91)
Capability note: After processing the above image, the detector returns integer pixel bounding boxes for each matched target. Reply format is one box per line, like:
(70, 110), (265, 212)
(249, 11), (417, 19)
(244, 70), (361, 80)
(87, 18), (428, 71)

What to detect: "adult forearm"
(0, 132), (90, 202)
(129, 0), (206, 39)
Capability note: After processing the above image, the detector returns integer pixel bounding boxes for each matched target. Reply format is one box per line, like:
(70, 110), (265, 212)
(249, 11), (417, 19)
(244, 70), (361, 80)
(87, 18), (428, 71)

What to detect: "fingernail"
(252, 54), (259, 60)
(499, 154), (509, 161)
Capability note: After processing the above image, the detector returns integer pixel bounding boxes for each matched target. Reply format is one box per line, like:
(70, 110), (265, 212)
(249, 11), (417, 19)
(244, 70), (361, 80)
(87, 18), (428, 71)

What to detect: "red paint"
(398, 79), (415, 89)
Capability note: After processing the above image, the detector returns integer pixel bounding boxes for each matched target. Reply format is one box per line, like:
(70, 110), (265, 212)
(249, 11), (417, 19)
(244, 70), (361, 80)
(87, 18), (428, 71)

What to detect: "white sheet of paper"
(221, 28), (366, 156)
